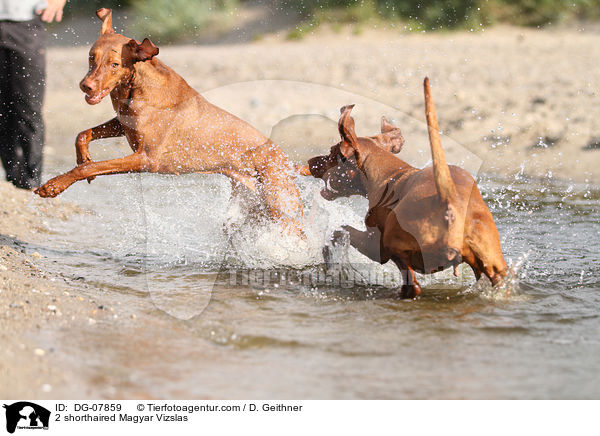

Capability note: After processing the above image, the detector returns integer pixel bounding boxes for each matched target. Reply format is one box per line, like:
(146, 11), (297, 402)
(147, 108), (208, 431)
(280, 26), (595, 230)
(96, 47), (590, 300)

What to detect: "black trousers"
(0, 19), (46, 189)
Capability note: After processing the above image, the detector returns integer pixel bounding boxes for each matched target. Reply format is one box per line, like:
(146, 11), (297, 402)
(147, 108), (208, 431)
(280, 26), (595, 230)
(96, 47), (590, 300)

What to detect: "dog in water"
(306, 78), (508, 298)
(35, 8), (304, 237)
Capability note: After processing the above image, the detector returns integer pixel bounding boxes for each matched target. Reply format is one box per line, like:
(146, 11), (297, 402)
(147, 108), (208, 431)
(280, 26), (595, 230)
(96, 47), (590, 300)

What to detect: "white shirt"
(0, 0), (47, 21)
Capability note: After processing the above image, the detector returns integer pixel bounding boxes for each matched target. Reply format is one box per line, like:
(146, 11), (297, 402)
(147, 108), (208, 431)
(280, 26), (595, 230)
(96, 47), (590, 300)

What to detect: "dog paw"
(76, 147), (93, 165)
(330, 228), (350, 247)
(34, 175), (72, 198)
(323, 228), (349, 267)
(399, 283), (422, 299)
(77, 155), (91, 166)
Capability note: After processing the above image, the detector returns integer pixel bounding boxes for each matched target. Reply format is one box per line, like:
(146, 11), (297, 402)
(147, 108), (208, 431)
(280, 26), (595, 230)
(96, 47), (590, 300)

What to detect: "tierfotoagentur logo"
(2, 402), (50, 433)
(137, 79), (484, 319)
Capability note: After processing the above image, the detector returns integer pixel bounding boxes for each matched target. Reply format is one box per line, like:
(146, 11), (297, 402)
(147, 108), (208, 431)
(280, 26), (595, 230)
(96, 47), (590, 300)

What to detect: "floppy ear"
(96, 8), (114, 35)
(381, 116), (396, 133)
(127, 38), (159, 62)
(379, 116), (404, 153)
(338, 105), (359, 158)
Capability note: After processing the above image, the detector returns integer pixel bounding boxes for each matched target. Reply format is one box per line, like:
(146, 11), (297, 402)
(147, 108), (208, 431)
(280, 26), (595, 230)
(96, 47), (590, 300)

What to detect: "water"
(27, 161), (600, 399)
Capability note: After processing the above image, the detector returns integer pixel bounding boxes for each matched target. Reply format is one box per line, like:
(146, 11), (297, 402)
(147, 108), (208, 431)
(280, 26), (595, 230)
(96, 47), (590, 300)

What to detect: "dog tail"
(338, 104), (361, 149)
(424, 77), (456, 205)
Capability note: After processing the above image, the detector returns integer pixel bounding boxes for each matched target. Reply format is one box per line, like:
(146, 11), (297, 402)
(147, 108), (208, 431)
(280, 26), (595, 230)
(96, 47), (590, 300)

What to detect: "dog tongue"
(85, 94), (102, 104)
(85, 88), (110, 105)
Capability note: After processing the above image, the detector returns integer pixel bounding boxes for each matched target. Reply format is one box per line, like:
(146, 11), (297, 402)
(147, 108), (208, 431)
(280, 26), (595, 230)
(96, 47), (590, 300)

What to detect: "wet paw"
(34, 175), (72, 198)
(400, 284), (422, 299)
(323, 228), (349, 267)
(331, 227), (350, 246)
(77, 154), (92, 166)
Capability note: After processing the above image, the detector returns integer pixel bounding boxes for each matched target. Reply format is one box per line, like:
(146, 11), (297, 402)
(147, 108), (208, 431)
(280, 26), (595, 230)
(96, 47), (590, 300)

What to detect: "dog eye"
(112, 63), (119, 68)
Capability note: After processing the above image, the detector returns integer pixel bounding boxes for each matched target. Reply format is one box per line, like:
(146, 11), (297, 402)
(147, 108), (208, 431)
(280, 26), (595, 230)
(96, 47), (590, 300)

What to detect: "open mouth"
(320, 178), (339, 200)
(320, 188), (337, 200)
(84, 87), (111, 105)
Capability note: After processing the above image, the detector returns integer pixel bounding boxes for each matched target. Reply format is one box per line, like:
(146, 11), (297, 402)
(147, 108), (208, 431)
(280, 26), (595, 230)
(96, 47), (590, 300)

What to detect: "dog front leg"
(324, 225), (387, 266)
(334, 225), (388, 264)
(392, 258), (422, 299)
(35, 152), (150, 198)
(75, 117), (125, 182)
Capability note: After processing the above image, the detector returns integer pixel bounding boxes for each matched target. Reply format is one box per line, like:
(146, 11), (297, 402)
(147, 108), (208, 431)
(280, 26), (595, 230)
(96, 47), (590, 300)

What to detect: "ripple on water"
(33, 171), (600, 398)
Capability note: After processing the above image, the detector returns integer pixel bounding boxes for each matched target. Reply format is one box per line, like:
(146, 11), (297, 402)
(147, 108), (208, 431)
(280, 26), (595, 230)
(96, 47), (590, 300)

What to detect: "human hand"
(37, 0), (67, 23)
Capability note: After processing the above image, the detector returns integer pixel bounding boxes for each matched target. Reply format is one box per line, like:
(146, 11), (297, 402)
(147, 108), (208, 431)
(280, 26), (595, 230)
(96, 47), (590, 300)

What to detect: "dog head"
(79, 8), (159, 105)
(307, 142), (367, 200)
(306, 105), (404, 200)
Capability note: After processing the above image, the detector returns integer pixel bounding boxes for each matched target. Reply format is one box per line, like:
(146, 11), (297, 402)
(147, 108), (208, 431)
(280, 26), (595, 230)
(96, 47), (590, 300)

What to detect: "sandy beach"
(0, 182), (117, 398)
(1, 25), (599, 398)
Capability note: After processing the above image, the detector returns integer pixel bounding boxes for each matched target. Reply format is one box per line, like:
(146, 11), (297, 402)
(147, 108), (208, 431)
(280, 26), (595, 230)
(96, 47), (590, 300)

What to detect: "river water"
(27, 151), (600, 399)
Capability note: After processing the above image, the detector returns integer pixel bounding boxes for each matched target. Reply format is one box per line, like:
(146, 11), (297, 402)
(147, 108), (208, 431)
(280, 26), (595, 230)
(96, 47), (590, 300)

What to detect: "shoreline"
(0, 183), (123, 398)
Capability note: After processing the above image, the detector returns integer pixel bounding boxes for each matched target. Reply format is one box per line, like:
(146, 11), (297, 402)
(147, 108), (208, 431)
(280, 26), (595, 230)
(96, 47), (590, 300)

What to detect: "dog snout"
(307, 156), (327, 178)
(79, 78), (95, 94)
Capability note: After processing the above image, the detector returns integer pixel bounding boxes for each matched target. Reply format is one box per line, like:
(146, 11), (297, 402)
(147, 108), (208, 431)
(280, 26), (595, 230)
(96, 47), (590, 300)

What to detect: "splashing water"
(42, 170), (530, 297)
(26, 167), (600, 398)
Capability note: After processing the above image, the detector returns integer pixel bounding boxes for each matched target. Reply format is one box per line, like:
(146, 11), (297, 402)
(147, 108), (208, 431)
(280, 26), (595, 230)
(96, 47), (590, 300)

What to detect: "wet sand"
(0, 182), (114, 398)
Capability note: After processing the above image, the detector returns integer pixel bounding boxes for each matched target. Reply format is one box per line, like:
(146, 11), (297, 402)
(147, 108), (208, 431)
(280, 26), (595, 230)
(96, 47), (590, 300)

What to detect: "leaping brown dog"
(35, 8), (304, 236)
(307, 78), (507, 298)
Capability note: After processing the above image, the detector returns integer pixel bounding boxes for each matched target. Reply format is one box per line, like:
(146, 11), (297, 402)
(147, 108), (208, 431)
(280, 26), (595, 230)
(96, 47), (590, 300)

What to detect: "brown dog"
(307, 78), (507, 298)
(35, 8), (303, 236)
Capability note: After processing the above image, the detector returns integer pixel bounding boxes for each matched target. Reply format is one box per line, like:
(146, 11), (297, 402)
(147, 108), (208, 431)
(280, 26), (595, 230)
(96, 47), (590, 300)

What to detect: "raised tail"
(424, 77), (456, 204)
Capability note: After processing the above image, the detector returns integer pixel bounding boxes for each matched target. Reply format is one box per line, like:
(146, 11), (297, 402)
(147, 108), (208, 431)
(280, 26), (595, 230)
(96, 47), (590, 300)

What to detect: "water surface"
(28, 153), (600, 399)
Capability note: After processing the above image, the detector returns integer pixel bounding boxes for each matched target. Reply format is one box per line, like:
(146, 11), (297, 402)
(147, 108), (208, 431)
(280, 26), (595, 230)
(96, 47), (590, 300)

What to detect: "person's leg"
(7, 20), (46, 189)
(0, 41), (23, 185)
